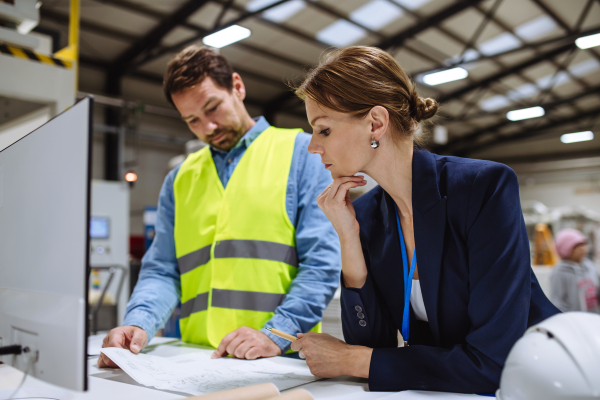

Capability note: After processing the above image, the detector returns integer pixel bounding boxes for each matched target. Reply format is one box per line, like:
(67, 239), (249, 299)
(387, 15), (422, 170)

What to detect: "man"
(98, 45), (340, 367)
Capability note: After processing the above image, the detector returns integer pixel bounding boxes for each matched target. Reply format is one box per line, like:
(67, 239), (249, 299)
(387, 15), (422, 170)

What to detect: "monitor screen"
(0, 97), (91, 392)
(90, 217), (109, 239)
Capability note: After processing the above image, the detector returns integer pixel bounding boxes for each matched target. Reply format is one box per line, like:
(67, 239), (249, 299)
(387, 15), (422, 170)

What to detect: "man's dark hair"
(163, 45), (234, 106)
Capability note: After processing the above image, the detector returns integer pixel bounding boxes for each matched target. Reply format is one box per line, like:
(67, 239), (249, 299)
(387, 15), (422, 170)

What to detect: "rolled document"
(268, 389), (314, 400)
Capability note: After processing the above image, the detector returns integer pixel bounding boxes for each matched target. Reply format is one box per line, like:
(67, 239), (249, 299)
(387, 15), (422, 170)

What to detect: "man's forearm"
(124, 273), (180, 340)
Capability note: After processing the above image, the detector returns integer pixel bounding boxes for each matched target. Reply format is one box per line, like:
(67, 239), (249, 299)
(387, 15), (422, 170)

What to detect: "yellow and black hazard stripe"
(0, 43), (73, 69)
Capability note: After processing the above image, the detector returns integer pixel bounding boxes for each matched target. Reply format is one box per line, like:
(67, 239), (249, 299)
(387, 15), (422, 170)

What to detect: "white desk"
(3, 339), (384, 400)
(3, 339), (481, 400)
(87, 341), (383, 399)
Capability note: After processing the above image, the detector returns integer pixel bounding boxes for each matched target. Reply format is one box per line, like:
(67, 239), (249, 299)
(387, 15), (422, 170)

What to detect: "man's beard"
(208, 127), (245, 151)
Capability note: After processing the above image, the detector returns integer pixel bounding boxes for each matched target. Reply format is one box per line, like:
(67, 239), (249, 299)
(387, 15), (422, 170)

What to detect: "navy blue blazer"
(340, 147), (559, 393)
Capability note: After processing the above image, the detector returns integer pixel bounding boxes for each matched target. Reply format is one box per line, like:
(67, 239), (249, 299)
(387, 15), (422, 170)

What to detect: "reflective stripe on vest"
(178, 240), (298, 274)
(173, 126), (320, 348)
(180, 289), (286, 318)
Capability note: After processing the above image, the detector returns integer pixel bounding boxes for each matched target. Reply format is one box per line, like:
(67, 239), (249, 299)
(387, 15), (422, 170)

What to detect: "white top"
(411, 279), (428, 322)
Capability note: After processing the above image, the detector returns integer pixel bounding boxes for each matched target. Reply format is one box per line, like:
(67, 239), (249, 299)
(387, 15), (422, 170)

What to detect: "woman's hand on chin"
(290, 333), (372, 379)
(317, 176), (367, 238)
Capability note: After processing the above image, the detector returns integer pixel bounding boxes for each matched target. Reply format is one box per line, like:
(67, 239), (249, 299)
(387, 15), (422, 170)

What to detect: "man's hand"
(211, 326), (282, 360)
(97, 325), (148, 368)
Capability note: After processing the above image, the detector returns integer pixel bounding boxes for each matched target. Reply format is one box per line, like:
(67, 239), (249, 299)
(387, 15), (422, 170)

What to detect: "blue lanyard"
(395, 205), (417, 346)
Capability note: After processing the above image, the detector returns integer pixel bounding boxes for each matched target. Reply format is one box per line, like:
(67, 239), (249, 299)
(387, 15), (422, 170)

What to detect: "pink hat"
(555, 229), (587, 259)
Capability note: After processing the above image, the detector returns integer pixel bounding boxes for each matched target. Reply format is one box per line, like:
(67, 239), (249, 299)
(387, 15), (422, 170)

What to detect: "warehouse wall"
(510, 157), (600, 215)
(519, 180), (600, 215)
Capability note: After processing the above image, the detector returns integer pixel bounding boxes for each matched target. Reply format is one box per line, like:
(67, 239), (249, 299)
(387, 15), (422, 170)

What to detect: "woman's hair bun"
(414, 97), (438, 122)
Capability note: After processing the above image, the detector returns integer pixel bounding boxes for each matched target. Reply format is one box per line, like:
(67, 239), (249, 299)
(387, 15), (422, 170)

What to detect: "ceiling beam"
(408, 25), (600, 76)
(448, 83), (600, 122)
(531, 0), (600, 63)
(40, 6), (292, 90)
(458, 106), (600, 156)
(268, 0), (488, 129)
(383, 0), (538, 128)
(474, 1), (590, 122)
(436, 84), (600, 153)
(87, 0), (483, 120)
(391, 0), (592, 123)
(40, 8), (139, 42)
(135, 0), (293, 67)
(438, 42), (576, 103)
(78, 55), (308, 119)
(377, 0), (485, 50)
(108, 0), (211, 73)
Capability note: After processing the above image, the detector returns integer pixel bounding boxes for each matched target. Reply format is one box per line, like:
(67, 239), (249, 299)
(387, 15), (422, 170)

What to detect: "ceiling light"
(422, 67), (468, 86)
(560, 131), (594, 143)
(575, 33), (600, 49)
(506, 106), (545, 121)
(203, 25), (251, 48)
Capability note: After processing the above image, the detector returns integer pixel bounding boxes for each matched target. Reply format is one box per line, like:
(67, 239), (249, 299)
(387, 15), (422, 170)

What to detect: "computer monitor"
(0, 97), (92, 392)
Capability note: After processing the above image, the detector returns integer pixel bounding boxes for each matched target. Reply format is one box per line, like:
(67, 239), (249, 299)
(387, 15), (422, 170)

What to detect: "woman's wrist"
(338, 229), (361, 250)
(337, 222), (360, 242)
(339, 231), (367, 288)
(343, 345), (372, 378)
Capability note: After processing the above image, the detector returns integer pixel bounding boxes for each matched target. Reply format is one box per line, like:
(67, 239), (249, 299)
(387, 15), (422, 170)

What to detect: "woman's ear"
(369, 106), (389, 142)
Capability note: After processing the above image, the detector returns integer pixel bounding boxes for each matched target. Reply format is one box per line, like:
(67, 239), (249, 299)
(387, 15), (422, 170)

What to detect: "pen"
(265, 327), (298, 342)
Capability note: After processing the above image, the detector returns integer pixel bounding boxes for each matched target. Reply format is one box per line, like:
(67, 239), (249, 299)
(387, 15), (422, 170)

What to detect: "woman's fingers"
(291, 335), (307, 358)
(332, 181), (366, 203)
(290, 338), (302, 352)
(328, 176), (365, 200)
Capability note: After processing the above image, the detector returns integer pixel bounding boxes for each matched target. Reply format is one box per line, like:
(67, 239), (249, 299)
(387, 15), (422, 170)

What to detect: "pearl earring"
(371, 139), (380, 149)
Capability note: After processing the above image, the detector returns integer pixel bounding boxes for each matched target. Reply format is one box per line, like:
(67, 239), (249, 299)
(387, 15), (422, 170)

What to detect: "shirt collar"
(211, 116), (271, 155)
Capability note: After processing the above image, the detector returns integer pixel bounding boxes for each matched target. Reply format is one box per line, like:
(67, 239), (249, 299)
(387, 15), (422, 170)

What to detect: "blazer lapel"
(369, 192), (405, 331)
(412, 147), (446, 347)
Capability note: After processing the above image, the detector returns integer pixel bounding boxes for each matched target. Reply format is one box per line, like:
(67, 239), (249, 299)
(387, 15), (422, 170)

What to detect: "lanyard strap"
(395, 205), (417, 346)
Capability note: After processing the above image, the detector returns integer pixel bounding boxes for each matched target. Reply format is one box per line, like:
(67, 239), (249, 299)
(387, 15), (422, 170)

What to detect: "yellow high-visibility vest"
(173, 126), (319, 347)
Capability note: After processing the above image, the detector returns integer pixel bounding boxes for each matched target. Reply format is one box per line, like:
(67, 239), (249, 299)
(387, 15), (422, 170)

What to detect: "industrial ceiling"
(36, 0), (600, 162)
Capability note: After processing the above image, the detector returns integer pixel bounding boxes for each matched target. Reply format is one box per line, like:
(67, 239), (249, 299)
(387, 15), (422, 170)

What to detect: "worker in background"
(98, 45), (341, 367)
(550, 228), (600, 313)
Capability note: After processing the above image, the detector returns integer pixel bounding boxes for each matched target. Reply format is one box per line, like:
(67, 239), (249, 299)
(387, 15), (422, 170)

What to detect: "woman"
(289, 46), (560, 394)
(551, 228), (599, 313)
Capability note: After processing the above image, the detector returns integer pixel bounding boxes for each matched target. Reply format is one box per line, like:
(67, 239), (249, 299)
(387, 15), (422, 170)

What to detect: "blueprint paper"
(100, 348), (318, 395)
(88, 334), (178, 356)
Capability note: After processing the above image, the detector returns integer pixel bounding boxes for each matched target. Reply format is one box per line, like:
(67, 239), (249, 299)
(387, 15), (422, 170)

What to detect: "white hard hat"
(496, 312), (600, 400)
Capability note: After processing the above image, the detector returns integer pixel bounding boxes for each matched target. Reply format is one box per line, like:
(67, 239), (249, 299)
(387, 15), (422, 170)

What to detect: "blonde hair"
(295, 46), (438, 145)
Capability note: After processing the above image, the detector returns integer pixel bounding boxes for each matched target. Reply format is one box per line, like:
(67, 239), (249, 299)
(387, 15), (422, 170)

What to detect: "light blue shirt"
(124, 117), (341, 351)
